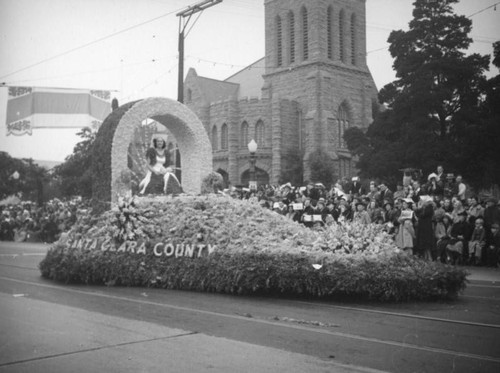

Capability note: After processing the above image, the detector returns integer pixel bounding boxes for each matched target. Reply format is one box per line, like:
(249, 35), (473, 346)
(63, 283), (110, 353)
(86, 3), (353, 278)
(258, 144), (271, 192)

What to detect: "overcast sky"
(0, 0), (498, 162)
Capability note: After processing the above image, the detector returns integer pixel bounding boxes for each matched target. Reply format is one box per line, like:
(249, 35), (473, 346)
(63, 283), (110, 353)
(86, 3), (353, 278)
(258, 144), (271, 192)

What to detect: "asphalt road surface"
(1, 241), (499, 373)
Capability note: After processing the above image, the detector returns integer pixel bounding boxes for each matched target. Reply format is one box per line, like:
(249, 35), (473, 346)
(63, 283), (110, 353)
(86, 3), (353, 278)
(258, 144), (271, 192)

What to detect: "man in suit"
(348, 177), (364, 197)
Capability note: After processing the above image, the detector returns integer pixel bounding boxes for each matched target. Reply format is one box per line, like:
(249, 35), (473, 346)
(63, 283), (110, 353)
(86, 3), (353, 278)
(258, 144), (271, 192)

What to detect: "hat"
(402, 198), (413, 204)
(355, 199), (365, 207)
(352, 176), (359, 181)
(383, 200), (393, 208)
(427, 173), (438, 181)
(446, 173), (454, 178)
(318, 198), (326, 204)
(457, 211), (467, 217)
(315, 183), (325, 188)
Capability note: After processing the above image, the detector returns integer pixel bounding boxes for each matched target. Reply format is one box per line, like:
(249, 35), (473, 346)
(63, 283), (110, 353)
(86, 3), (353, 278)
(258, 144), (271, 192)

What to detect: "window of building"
(339, 158), (351, 179)
(187, 88), (192, 102)
(276, 15), (283, 67)
(339, 9), (345, 63)
(351, 13), (357, 65)
(337, 104), (349, 148)
(221, 123), (228, 150)
(301, 7), (308, 61)
(327, 6), (333, 60)
(289, 11), (295, 64)
(241, 121), (249, 148)
(255, 120), (265, 147)
(212, 125), (218, 151)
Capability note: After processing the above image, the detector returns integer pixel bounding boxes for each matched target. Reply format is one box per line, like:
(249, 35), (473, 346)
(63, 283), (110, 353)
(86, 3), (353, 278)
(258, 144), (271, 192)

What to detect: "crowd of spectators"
(2, 164), (499, 267)
(0, 197), (89, 243)
(228, 165), (500, 267)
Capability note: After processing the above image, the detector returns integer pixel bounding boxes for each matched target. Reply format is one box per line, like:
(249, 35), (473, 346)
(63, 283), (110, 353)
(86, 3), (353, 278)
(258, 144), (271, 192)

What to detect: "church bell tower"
(262, 0), (378, 181)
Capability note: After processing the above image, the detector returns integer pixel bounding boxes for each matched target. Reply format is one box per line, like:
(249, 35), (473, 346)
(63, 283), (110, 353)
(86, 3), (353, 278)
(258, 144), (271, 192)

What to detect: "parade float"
(39, 98), (468, 302)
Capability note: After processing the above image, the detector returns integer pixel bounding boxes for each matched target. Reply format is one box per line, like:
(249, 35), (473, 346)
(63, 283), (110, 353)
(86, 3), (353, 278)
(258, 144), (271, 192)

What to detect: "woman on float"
(139, 137), (182, 195)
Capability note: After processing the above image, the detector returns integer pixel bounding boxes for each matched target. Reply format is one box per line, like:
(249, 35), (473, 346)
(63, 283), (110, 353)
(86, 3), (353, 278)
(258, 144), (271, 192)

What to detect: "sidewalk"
(0, 293), (385, 373)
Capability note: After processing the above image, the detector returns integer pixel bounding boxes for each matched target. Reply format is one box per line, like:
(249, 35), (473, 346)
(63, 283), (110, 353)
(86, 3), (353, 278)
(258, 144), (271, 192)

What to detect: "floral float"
(39, 195), (468, 302)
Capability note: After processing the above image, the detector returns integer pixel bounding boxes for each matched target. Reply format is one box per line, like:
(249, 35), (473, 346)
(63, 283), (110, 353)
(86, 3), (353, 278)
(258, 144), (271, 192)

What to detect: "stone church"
(184, 0), (378, 187)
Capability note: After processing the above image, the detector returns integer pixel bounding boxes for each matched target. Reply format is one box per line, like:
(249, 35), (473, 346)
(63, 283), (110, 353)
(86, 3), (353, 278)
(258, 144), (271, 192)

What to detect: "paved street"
(1, 242), (499, 373)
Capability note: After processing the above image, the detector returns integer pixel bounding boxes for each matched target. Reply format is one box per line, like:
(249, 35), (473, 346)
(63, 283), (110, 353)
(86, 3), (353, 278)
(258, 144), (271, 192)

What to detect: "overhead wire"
(0, 5), (186, 81)
(3, 58), (175, 86)
(2, 1), (497, 87)
(467, 1), (499, 17)
(365, 2), (499, 55)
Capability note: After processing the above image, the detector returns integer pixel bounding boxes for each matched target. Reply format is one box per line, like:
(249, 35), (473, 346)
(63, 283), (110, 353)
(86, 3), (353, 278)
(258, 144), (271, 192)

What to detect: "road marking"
(0, 332), (197, 368)
(462, 294), (500, 300)
(0, 265), (499, 328)
(0, 253), (46, 257)
(0, 263), (39, 271)
(468, 284), (500, 289)
(1, 275), (500, 364)
(290, 300), (500, 329)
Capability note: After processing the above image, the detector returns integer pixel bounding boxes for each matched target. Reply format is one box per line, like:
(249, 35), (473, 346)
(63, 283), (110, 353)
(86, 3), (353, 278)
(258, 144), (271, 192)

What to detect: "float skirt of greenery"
(39, 195), (468, 302)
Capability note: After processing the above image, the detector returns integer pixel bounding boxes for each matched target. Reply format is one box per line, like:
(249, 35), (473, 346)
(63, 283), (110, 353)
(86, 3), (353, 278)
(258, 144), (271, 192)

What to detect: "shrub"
(39, 195), (468, 302)
(200, 172), (224, 194)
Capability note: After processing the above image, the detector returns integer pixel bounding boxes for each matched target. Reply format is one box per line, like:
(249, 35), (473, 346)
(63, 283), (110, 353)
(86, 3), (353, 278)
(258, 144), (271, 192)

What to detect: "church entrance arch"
(241, 167), (270, 186)
(92, 97), (212, 212)
(216, 168), (229, 188)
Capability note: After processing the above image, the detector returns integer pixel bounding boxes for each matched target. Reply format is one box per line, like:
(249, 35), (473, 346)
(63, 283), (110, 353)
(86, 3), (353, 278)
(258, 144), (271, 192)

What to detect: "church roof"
(196, 76), (239, 102)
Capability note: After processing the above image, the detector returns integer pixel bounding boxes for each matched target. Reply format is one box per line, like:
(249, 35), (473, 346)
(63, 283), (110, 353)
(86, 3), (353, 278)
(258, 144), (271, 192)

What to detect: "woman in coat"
(395, 198), (416, 255)
(415, 196), (436, 260)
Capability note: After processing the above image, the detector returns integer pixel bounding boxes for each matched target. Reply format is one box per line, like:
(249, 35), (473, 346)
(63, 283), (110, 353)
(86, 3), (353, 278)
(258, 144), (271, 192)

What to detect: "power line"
(0, 6), (186, 81)
(3, 58), (173, 86)
(467, 1), (499, 18)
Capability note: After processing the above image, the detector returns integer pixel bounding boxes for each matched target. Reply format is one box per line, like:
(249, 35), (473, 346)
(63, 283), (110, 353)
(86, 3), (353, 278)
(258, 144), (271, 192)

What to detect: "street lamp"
(247, 139), (258, 190)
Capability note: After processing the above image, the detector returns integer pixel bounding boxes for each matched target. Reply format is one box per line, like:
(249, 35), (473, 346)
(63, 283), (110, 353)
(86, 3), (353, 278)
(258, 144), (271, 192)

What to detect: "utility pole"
(176, 0), (222, 103)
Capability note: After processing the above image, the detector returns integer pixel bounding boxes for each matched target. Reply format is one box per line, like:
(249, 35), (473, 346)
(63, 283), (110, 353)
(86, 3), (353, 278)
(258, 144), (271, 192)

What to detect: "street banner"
(5, 86), (111, 136)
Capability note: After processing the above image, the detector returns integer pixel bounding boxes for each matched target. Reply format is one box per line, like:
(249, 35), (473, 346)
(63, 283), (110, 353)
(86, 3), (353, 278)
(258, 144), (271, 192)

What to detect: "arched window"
(301, 6), (308, 61)
(337, 104), (349, 148)
(241, 121), (249, 148)
(276, 15), (283, 67)
(339, 9), (345, 63)
(221, 123), (228, 150)
(288, 11), (295, 64)
(255, 120), (265, 147)
(327, 6), (333, 60)
(351, 13), (357, 65)
(339, 158), (351, 179)
(212, 125), (218, 151)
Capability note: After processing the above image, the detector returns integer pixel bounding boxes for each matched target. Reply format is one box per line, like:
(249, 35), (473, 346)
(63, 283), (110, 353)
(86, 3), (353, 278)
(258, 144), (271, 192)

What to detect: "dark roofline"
(196, 75), (240, 86)
(224, 57), (265, 81)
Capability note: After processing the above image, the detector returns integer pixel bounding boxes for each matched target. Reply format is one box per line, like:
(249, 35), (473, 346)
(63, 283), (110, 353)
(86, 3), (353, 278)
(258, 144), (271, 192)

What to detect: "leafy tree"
(0, 151), (25, 200)
(0, 151), (48, 203)
(280, 152), (304, 186)
(346, 0), (496, 188)
(53, 127), (95, 198)
(308, 149), (336, 187)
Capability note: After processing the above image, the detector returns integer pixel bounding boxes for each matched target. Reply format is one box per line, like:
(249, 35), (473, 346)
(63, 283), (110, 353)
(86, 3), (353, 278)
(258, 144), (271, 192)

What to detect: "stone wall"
(188, 97), (274, 186)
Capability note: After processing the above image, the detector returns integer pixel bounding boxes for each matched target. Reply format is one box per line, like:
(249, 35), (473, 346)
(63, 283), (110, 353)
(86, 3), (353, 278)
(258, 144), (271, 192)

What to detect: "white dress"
(139, 153), (181, 194)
